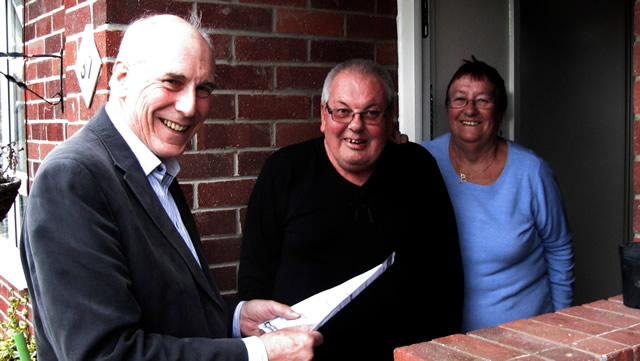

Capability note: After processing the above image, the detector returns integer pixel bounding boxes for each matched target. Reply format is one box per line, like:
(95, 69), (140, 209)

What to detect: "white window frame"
(0, 0), (27, 290)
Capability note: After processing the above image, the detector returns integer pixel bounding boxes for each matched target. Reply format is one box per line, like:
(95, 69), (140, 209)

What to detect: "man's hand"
(261, 325), (323, 361)
(240, 300), (323, 361)
(240, 299), (302, 336)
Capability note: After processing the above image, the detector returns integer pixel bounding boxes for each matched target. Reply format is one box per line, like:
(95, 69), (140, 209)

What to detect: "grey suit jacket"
(20, 107), (248, 361)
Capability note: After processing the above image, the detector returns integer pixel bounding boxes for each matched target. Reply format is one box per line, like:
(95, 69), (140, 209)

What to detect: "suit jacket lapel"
(89, 108), (225, 310)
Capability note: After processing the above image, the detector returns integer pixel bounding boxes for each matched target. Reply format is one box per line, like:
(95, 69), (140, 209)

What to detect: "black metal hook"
(0, 49), (64, 112)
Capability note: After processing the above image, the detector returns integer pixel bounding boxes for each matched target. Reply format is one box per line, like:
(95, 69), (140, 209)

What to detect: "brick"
(40, 143), (57, 160)
(198, 179), (255, 208)
(26, 83), (45, 102)
(25, 23), (36, 42)
(634, 81), (640, 114)
(179, 182), (194, 209)
(45, 33), (63, 55)
(310, 0), (374, 13)
(46, 79), (62, 101)
(104, 0), (191, 25)
(239, 207), (248, 233)
(43, 0), (63, 13)
(310, 39), (375, 63)
(347, 14), (396, 40)
(634, 121), (640, 155)
(199, 123), (271, 149)
(394, 341), (477, 361)
(65, 5), (91, 37)
(237, 150), (275, 177)
(211, 34), (232, 60)
(275, 121), (322, 147)
(63, 96), (79, 123)
(635, 42), (640, 77)
(537, 346), (599, 361)
(27, 39), (45, 57)
(209, 264), (237, 292)
(27, 2), (44, 22)
(46, 123), (65, 142)
(235, 36), (306, 62)
(214, 64), (273, 91)
(193, 209), (237, 237)
(433, 334), (525, 360)
(26, 143), (40, 161)
(200, 3), (272, 32)
(277, 66), (329, 91)
(634, 161), (640, 195)
(531, 312), (617, 336)
(36, 16), (52, 39)
(42, 103), (55, 120)
(276, 9), (343, 37)
(63, 0), (77, 9)
(66, 123), (84, 138)
(558, 305), (640, 328)
(207, 94), (235, 120)
(26, 103), (39, 122)
(584, 299), (640, 319)
(36, 59), (53, 79)
(52, 10), (65, 32)
(571, 336), (633, 359)
(179, 152), (234, 179)
(636, 1), (640, 35)
(470, 326), (558, 354)
(376, 42), (398, 66)
(201, 236), (242, 264)
(600, 329), (640, 347)
(238, 95), (309, 120)
(312, 95), (322, 117)
(500, 319), (590, 346)
(92, 0), (108, 27)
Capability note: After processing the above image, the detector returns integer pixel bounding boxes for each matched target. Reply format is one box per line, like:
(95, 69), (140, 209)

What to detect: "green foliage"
(0, 290), (36, 361)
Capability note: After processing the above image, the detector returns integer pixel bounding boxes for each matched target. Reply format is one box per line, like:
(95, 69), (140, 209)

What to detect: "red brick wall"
(395, 295), (640, 361)
(23, 0), (398, 294)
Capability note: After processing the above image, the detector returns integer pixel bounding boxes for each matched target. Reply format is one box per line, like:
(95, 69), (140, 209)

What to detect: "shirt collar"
(105, 102), (181, 178)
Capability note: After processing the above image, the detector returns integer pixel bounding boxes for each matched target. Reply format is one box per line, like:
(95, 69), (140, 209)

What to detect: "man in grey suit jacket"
(20, 14), (322, 361)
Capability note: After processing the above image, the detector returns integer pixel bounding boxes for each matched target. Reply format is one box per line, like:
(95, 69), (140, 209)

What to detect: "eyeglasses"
(448, 96), (495, 109)
(325, 105), (388, 125)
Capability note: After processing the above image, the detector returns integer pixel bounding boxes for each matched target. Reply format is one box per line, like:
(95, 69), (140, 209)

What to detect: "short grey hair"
(321, 59), (395, 110)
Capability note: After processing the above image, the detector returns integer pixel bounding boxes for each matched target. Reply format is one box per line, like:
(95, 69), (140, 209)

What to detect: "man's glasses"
(448, 96), (495, 109)
(325, 105), (388, 125)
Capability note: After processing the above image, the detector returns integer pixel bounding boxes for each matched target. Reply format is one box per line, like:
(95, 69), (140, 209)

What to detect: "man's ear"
(109, 61), (130, 96)
(319, 103), (327, 134)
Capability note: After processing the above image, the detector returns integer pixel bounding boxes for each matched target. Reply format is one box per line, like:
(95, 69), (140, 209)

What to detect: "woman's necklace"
(451, 145), (498, 184)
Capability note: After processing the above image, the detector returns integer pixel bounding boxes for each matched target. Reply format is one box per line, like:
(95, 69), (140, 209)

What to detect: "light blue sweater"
(422, 133), (574, 332)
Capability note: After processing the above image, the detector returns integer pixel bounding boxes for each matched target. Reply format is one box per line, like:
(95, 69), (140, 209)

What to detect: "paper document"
(258, 252), (396, 333)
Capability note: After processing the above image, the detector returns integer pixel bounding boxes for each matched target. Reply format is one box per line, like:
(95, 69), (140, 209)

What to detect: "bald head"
(109, 14), (214, 92)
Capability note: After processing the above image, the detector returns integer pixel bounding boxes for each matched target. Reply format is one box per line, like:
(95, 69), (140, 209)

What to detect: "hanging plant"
(0, 142), (22, 220)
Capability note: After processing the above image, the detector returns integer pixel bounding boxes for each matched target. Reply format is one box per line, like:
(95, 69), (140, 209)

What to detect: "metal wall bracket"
(0, 48), (64, 113)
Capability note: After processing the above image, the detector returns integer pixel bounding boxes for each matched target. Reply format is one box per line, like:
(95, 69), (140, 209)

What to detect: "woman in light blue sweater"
(422, 57), (574, 332)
